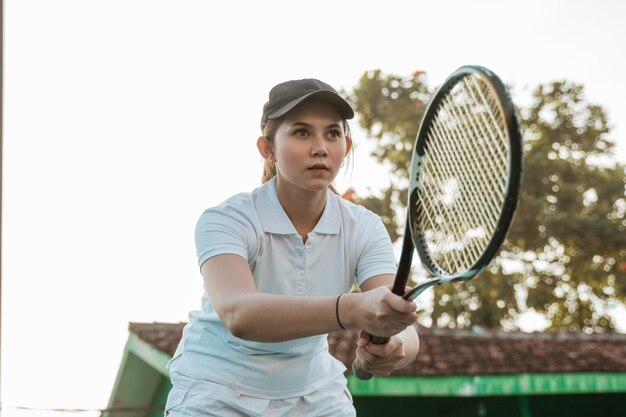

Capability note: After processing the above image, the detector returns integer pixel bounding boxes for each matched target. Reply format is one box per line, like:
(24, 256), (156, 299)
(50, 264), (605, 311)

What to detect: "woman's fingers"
(355, 334), (406, 376)
(356, 287), (418, 337)
(384, 291), (417, 314)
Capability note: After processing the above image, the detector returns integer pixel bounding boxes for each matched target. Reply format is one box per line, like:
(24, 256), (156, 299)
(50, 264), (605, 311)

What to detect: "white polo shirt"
(168, 177), (396, 398)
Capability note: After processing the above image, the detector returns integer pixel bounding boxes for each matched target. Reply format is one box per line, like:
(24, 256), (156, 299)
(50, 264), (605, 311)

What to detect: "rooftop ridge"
(128, 321), (626, 341)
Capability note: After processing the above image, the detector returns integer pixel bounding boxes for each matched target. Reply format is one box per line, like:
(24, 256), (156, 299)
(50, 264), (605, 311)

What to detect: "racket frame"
(409, 65), (523, 283)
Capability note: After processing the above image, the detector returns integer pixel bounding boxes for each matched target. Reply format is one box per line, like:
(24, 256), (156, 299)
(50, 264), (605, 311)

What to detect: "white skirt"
(164, 371), (356, 417)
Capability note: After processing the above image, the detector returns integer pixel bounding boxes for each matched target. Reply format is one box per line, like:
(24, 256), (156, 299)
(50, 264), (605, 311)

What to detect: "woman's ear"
(257, 136), (274, 161)
(345, 135), (353, 156)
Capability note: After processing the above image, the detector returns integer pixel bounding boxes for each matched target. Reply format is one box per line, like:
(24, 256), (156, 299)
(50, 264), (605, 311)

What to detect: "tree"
(347, 71), (626, 332)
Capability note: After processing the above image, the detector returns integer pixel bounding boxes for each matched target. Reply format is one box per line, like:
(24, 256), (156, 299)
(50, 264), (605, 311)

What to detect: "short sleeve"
(194, 200), (258, 269)
(355, 213), (397, 286)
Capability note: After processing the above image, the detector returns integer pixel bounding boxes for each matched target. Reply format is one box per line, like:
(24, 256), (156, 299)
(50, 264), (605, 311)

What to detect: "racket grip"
(351, 335), (390, 380)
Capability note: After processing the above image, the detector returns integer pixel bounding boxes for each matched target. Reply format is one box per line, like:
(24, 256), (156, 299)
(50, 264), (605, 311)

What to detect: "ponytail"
(261, 119), (281, 184)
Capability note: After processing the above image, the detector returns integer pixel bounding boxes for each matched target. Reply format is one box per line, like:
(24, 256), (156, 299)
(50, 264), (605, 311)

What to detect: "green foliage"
(347, 70), (431, 242)
(348, 72), (626, 332)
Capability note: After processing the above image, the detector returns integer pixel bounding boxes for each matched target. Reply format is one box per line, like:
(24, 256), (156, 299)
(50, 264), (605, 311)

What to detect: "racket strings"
(440, 101), (503, 266)
(437, 97), (504, 222)
(444, 92), (507, 218)
(462, 78), (509, 178)
(421, 127), (487, 270)
(423, 106), (497, 268)
(423, 120), (491, 270)
(447, 80), (502, 261)
(415, 74), (509, 275)
(434, 78), (507, 268)
(468, 77), (508, 152)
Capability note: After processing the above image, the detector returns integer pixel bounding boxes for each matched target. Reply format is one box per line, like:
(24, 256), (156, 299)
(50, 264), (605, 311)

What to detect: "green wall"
(353, 393), (626, 417)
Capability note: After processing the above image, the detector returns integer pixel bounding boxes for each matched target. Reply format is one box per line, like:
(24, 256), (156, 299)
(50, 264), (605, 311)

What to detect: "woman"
(165, 78), (419, 416)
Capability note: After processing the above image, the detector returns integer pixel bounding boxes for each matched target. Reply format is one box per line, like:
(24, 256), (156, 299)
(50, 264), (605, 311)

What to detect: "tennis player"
(164, 79), (419, 417)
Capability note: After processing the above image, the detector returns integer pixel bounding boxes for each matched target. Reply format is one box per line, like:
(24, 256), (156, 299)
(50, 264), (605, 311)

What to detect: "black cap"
(260, 79), (354, 129)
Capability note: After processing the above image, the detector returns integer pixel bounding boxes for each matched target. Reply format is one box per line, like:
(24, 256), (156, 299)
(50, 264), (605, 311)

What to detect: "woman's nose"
(311, 135), (328, 157)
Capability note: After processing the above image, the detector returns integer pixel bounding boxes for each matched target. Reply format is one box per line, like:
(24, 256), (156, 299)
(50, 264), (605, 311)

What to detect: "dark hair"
(260, 118), (352, 194)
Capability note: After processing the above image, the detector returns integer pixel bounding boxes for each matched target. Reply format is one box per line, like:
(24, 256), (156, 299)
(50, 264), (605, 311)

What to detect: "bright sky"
(3, 0), (626, 415)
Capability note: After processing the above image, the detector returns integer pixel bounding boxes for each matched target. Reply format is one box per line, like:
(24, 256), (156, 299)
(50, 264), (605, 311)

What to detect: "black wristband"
(336, 294), (346, 330)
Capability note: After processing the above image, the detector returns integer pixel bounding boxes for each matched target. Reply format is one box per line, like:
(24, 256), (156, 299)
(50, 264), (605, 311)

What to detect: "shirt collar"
(255, 177), (341, 235)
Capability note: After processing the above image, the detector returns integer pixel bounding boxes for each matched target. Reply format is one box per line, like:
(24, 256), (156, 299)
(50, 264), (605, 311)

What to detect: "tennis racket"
(352, 65), (523, 380)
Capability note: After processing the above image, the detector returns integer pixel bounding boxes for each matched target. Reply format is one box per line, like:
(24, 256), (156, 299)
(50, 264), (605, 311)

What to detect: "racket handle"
(351, 335), (390, 380)
(352, 222), (413, 380)
(370, 335), (391, 344)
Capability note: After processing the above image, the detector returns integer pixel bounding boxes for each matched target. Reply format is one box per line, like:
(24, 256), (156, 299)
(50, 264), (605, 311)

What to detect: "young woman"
(164, 79), (419, 417)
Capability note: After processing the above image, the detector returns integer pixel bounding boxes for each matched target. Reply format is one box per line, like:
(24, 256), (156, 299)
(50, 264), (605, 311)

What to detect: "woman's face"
(270, 100), (352, 193)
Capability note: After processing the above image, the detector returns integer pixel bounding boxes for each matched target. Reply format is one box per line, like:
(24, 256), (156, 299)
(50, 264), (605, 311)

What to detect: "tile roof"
(128, 322), (626, 376)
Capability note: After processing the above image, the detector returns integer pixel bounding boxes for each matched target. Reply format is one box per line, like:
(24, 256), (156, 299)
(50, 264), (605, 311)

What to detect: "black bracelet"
(336, 294), (346, 330)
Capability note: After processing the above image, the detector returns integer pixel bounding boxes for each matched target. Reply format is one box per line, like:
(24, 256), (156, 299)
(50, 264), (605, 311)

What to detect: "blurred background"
(2, 0), (625, 416)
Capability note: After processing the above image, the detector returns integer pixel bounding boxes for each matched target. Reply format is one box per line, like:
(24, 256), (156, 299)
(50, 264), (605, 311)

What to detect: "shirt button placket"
(303, 236), (312, 295)
(296, 236), (305, 295)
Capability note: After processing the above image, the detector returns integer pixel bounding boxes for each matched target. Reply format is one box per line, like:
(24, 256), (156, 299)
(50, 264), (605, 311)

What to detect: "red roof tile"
(128, 322), (626, 376)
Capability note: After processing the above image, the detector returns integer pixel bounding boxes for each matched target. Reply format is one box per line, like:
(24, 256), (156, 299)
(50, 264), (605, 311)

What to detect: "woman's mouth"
(308, 164), (329, 173)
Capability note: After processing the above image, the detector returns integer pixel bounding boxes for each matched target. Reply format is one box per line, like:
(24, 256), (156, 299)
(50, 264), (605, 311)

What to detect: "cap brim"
(266, 90), (354, 121)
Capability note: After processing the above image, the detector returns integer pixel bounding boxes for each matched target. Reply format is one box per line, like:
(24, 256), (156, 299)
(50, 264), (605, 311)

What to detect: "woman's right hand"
(341, 286), (417, 337)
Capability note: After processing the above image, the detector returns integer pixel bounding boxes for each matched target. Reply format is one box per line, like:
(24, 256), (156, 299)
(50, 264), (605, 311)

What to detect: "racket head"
(408, 65), (523, 282)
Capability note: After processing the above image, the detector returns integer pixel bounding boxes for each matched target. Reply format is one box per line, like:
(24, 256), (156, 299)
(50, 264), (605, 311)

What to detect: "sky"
(2, 0), (626, 415)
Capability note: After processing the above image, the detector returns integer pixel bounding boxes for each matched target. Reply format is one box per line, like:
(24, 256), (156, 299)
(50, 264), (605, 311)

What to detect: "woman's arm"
(202, 254), (417, 342)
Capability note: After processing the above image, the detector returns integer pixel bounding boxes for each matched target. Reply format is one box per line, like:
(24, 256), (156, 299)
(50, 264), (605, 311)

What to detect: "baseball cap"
(260, 79), (354, 129)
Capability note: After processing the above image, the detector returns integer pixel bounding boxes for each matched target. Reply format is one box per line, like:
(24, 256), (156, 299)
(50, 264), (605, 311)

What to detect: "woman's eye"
(295, 129), (308, 137)
(328, 130), (342, 139)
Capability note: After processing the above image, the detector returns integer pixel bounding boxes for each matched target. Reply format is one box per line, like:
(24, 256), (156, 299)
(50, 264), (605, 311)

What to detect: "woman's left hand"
(354, 330), (407, 376)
